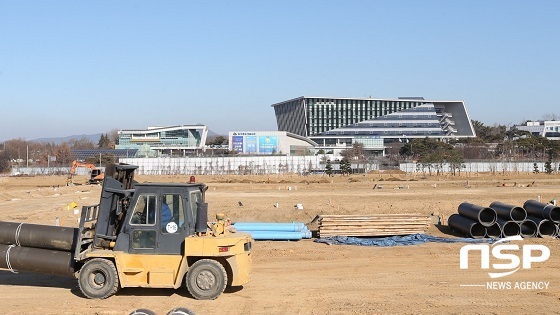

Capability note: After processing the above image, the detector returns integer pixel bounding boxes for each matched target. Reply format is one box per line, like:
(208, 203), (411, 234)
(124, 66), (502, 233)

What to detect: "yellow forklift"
(0, 164), (252, 300)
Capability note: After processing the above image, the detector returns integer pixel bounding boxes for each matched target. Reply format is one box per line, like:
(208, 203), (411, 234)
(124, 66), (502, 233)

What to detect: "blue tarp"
(315, 234), (496, 247)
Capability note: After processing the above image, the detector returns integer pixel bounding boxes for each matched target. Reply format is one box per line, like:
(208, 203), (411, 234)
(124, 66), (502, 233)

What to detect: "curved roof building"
(272, 96), (476, 150)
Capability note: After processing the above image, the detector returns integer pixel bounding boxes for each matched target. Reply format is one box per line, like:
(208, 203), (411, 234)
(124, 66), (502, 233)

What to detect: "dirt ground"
(1, 172), (560, 314)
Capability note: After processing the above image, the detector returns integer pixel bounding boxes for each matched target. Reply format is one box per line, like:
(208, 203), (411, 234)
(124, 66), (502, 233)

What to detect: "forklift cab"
(114, 183), (206, 254)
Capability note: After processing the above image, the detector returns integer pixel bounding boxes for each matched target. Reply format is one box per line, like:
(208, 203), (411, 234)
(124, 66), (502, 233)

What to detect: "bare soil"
(1, 173), (560, 314)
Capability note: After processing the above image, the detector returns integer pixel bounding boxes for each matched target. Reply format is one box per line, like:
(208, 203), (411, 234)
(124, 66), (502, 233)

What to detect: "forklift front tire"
(186, 259), (227, 300)
(78, 258), (120, 299)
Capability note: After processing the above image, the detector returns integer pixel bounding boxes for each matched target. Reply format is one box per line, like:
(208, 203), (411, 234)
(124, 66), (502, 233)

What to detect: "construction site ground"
(1, 172), (560, 314)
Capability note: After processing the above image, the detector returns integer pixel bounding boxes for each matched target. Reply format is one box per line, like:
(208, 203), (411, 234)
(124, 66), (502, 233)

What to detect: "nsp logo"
(460, 235), (550, 278)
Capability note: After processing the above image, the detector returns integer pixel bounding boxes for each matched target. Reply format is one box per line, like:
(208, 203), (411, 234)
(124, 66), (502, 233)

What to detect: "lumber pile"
(317, 214), (431, 237)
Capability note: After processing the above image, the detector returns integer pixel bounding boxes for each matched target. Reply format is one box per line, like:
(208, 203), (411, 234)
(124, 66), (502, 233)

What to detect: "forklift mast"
(75, 164), (138, 260)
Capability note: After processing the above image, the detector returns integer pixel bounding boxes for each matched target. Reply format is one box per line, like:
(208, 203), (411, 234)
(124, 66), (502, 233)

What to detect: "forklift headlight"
(244, 242), (252, 252)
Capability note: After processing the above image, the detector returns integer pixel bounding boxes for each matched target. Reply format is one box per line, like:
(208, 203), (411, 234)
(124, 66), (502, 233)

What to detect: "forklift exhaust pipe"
(0, 221), (78, 252)
(195, 202), (209, 233)
(0, 244), (75, 277)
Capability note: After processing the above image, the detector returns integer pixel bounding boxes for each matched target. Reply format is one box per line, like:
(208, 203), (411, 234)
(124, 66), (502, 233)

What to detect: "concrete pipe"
(458, 202), (497, 227)
(448, 214), (486, 238)
(0, 221), (78, 252)
(485, 223), (502, 238)
(496, 218), (521, 237)
(523, 200), (560, 223)
(0, 244), (75, 277)
(526, 216), (557, 237)
(518, 220), (538, 238)
(489, 202), (527, 222)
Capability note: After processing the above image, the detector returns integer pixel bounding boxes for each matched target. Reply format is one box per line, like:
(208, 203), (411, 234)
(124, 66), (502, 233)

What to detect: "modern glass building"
(116, 125), (208, 157)
(272, 96), (476, 153)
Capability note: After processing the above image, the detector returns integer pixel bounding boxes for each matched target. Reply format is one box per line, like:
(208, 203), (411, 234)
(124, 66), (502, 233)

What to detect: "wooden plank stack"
(317, 214), (431, 237)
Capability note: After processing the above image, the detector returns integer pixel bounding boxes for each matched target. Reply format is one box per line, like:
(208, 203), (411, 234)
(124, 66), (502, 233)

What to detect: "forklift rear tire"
(166, 307), (197, 315)
(78, 258), (119, 299)
(186, 259), (227, 300)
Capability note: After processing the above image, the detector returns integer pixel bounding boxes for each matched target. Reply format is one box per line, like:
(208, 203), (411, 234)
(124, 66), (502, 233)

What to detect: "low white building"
(514, 121), (560, 140)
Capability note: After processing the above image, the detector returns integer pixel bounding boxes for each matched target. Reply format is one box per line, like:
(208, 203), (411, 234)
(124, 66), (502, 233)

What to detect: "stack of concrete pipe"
(523, 200), (559, 237)
(233, 222), (312, 240)
(0, 221), (78, 276)
(448, 203), (498, 238)
(448, 200), (560, 239)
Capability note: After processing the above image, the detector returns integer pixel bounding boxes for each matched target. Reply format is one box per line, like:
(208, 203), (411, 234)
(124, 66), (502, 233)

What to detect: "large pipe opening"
(448, 214), (487, 238)
(458, 203), (497, 227)
(485, 224), (501, 238)
(509, 207), (527, 222)
(501, 221), (521, 237)
(545, 205), (560, 223)
(490, 202), (527, 222)
(537, 220), (557, 237)
(519, 220), (538, 238)
(470, 223), (486, 238)
(524, 200), (560, 223)
(478, 208), (497, 226)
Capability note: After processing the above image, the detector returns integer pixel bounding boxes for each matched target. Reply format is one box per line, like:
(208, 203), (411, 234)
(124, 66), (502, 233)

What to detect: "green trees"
(545, 160), (553, 174)
(98, 134), (111, 148)
(325, 161), (333, 177)
(0, 150), (9, 173)
(206, 135), (228, 146)
(471, 120), (507, 143)
(340, 159), (352, 176)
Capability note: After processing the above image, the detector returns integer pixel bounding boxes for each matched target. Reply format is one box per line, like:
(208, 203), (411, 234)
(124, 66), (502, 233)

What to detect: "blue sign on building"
(245, 136), (257, 153)
(258, 136), (278, 154)
(232, 136), (244, 153)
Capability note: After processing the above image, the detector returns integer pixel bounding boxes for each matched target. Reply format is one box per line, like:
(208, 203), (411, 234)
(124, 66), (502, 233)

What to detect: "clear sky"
(1, 1), (559, 141)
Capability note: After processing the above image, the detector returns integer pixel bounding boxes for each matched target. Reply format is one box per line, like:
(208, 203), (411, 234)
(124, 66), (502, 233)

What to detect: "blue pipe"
(247, 231), (310, 240)
(234, 222), (307, 232)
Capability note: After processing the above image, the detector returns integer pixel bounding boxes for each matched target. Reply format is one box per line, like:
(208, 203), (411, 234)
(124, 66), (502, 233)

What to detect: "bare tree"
(56, 143), (73, 165)
(2, 138), (28, 161)
(542, 113), (560, 121)
(107, 129), (119, 147)
(69, 137), (95, 149)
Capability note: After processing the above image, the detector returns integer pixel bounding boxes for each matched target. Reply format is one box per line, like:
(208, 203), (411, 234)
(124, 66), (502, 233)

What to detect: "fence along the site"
(10, 160), (557, 176)
(120, 156), (326, 175)
(400, 161), (559, 174)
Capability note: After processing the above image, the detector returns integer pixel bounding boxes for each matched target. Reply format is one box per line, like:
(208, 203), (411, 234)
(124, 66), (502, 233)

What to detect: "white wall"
(120, 156), (323, 175)
(400, 162), (558, 174)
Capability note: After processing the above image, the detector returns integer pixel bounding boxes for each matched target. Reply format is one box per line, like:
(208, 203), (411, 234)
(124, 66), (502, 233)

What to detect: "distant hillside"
(31, 129), (220, 145)
(32, 133), (102, 145)
(207, 129), (219, 137)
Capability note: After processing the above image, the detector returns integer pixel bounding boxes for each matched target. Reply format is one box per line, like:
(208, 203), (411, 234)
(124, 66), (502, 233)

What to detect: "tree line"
(329, 119), (560, 176)
(0, 130), (119, 172)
